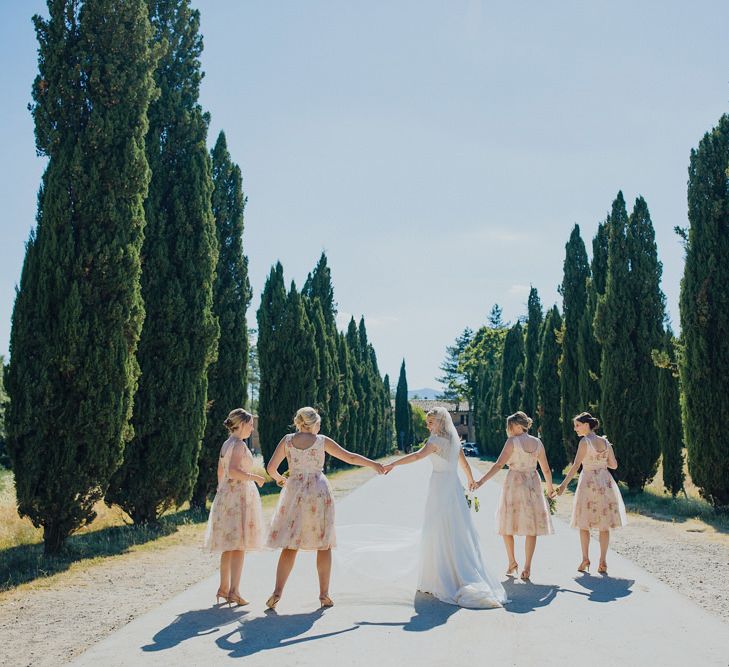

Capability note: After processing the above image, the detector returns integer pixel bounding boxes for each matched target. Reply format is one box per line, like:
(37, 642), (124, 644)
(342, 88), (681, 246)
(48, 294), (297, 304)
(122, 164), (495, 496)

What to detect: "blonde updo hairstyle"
(426, 407), (451, 437)
(223, 408), (252, 433)
(293, 406), (321, 432)
(506, 411), (533, 435)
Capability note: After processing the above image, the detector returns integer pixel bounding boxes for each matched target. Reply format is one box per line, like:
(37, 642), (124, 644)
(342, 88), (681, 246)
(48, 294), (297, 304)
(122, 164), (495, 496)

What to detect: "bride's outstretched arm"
(474, 439), (514, 489)
(383, 442), (436, 472)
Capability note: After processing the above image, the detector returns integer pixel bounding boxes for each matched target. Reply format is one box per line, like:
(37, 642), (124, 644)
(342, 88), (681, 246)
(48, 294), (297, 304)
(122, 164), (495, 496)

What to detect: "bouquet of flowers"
(544, 489), (556, 515)
(465, 493), (480, 512)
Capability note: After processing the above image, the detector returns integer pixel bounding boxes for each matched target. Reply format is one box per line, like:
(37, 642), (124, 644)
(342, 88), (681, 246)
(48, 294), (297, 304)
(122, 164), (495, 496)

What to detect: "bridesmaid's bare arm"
(557, 439), (588, 494)
(536, 442), (555, 496)
(323, 437), (385, 473)
(228, 442), (265, 487)
(474, 439), (514, 488)
(266, 436), (289, 485)
(606, 441), (618, 469)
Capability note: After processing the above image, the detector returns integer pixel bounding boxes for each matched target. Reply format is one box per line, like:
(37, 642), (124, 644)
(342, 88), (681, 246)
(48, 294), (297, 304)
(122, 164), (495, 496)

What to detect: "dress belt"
(509, 466), (536, 473)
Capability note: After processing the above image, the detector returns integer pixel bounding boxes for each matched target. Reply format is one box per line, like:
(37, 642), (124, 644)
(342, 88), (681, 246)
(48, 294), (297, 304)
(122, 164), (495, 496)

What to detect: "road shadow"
(575, 573), (634, 602)
(501, 579), (586, 613)
(356, 591), (471, 633)
(216, 608), (358, 658)
(142, 605), (248, 652)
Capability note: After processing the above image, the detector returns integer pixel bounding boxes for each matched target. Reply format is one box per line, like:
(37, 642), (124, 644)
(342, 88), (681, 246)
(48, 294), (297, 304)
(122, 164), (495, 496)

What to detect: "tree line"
(1, 0), (393, 555)
(440, 112), (729, 509)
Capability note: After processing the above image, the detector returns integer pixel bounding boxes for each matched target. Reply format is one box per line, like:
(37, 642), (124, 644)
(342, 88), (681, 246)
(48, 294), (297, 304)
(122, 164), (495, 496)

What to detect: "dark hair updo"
(574, 412), (600, 430)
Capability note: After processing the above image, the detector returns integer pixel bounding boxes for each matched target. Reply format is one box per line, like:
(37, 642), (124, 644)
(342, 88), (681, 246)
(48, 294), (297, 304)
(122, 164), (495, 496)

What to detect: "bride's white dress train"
(418, 433), (508, 609)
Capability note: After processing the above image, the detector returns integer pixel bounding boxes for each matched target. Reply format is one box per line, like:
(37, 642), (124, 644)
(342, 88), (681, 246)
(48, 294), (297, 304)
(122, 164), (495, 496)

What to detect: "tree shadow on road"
(141, 604), (248, 652)
(216, 608), (359, 658)
(574, 573), (634, 602)
(355, 591), (477, 633)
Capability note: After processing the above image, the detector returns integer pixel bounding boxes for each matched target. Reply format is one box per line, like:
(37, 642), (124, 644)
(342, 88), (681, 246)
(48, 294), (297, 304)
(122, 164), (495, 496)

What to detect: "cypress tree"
(559, 224), (590, 460)
(679, 114), (729, 508)
(303, 252), (336, 324)
(577, 221), (608, 414)
(395, 360), (411, 451)
(5, 0), (157, 551)
(594, 192), (655, 491)
(345, 318), (364, 450)
(537, 306), (566, 473)
(656, 329), (685, 497)
(191, 132), (251, 509)
(625, 196), (664, 488)
(523, 288), (543, 421)
(0, 357), (8, 469)
(499, 322), (524, 417)
(256, 263), (288, 461)
(336, 332), (356, 451)
(305, 297), (338, 437)
(107, 0), (218, 523)
(382, 374), (394, 455)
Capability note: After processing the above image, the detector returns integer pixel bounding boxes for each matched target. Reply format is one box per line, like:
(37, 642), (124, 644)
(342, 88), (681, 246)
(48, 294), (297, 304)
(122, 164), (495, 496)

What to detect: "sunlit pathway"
(71, 461), (728, 666)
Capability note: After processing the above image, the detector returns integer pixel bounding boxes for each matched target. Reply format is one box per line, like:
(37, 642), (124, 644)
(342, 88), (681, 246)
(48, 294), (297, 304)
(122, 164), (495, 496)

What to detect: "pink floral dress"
(571, 436), (628, 531)
(266, 434), (336, 551)
(203, 438), (265, 552)
(495, 434), (554, 536)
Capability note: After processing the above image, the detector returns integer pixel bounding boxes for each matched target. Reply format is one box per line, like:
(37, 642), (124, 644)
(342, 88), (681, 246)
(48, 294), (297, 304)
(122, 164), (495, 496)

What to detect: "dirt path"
(0, 464), (381, 667)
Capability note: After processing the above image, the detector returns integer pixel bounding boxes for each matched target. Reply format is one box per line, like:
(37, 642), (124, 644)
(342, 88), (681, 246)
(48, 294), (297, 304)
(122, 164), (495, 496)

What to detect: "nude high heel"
(215, 589), (229, 606)
(577, 559), (591, 573)
(506, 562), (519, 577)
(319, 595), (334, 608)
(597, 562), (608, 575)
(266, 594), (281, 610)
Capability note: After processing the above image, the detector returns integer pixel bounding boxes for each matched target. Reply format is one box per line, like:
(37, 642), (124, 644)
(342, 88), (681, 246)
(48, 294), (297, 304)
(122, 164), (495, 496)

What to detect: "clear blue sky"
(1, 1), (728, 389)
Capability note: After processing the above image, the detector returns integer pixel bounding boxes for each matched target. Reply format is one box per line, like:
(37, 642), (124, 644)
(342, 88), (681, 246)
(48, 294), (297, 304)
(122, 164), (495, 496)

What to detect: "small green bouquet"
(465, 493), (480, 512)
(544, 489), (556, 515)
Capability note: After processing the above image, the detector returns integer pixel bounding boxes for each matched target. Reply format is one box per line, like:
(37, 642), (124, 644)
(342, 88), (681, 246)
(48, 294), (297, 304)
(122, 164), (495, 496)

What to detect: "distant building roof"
(408, 399), (471, 412)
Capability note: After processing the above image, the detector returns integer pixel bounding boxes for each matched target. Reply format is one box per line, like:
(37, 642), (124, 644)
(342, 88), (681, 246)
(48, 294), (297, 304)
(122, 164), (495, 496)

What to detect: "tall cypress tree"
(537, 306), (566, 473)
(559, 225), (590, 460)
(595, 192), (651, 491)
(395, 360), (411, 451)
(656, 329), (685, 497)
(303, 252), (336, 323)
(345, 318), (364, 450)
(499, 322), (524, 417)
(577, 221), (607, 413)
(679, 114), (729, 508)
(5, 0), (157, 551)
(191, 132), (251, 509)
(625, 196), (664, 488)
(306, 297), (338, 437)
(523, 288), (543, 421)
(107, 0), (218, 523)
(382, 373), (394, 455)
(256, 263), (288, 461)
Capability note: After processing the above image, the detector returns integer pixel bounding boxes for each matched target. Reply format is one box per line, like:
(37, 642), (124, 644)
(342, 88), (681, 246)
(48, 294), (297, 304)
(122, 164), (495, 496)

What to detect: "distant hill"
(408, 388), (440, 400)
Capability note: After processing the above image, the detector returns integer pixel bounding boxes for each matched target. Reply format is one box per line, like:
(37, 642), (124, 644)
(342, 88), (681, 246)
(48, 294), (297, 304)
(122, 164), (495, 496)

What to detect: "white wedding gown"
(418, 434), (508, 609)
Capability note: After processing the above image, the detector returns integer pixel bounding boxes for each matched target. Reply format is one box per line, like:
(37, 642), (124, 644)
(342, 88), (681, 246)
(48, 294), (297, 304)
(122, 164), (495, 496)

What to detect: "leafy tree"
(437, 328), (473, 405)
(411, 404), (430, 445)
(5, 0), (157, 550)
(107, 0), (218, 524)
(191, 132), (251, 509)
(679, 113), (729, 508)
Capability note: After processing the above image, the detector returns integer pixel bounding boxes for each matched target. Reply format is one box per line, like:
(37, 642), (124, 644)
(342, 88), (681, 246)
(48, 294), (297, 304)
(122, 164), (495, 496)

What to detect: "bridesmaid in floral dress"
(557, 412), (627, 575)
(204, 409), (265, 606)
(265, 406), (385, 609)
(474, 411), (555, 581)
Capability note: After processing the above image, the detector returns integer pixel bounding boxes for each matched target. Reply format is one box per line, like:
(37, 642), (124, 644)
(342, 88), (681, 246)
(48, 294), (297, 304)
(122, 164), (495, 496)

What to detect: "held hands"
(546, 484), (556, 499)
(469, 476), (485, 492)
(372, 462), (388, 475)
(382, 463), (395, 474)
(555, 483), (566, 496)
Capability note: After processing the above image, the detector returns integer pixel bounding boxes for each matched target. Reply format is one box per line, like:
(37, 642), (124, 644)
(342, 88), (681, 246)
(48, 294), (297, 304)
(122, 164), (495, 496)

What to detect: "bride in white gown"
(384, 407), (507, 609)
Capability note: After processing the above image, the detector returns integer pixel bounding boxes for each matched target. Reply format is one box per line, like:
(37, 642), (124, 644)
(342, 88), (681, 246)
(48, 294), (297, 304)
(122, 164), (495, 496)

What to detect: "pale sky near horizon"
(1, 1), (728, 389)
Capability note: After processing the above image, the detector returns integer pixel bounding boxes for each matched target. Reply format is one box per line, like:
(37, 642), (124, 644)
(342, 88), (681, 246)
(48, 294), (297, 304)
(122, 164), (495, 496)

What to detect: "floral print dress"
(571, 436), (628, 531)
(495, 434), (554, 536)
(266, 434), (336, 551)
(203, 437), (265, 552)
